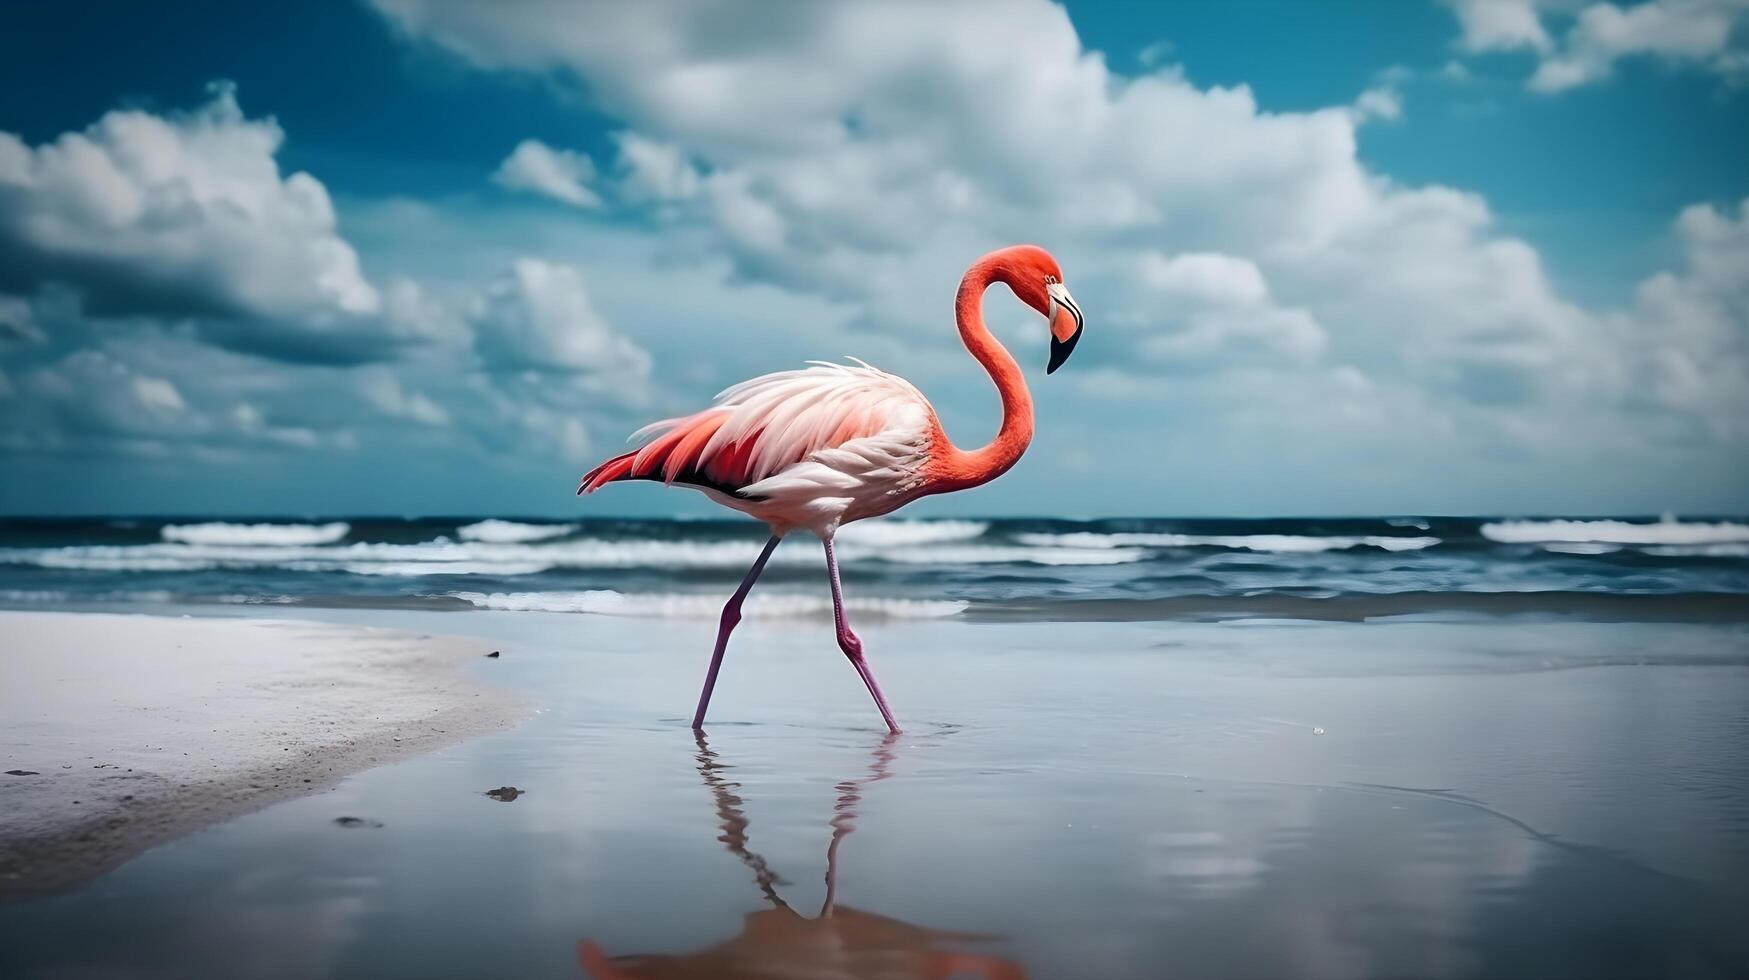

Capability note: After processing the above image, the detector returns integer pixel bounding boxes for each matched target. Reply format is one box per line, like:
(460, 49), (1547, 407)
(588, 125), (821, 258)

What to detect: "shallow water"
(2, 610), (1747, 979)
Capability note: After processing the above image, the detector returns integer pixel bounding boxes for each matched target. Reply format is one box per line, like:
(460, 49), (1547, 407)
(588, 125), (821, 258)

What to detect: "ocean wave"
(1643, 543), (1749, 558)
(456, 519), (578, 543)
(22, 553), (221, 572)
(330, 561), (557, 577)
(1481, 518), (1749, 546)
(0, 535), (1139, 572)
(0, 588), (181, 604)
(1014, 532), (1441, 553)
(1539, 542), (1623, 555)
(966, 591), (1749, 623)
(449, 590), (969, 619)
(836, 519), (990, 546)
(161, 521), (350, 546)
(879, 545), (1146, 565)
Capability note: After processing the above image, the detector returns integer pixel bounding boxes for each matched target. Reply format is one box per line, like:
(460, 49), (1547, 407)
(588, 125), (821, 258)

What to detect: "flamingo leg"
(692, 533), (782, 730)
(823, 535), (901, 733)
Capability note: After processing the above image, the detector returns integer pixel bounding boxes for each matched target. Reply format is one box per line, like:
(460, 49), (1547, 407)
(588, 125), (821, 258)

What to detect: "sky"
(0, 0), (1746, 518)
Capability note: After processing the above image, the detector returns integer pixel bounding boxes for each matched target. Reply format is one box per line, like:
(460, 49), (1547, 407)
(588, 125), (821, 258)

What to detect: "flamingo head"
(994, 245), (1084, 374)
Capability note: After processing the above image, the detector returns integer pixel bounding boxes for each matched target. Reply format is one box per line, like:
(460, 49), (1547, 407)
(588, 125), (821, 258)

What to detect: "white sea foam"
(455, 519), (578, 543)
(450, 589), (968, 619)
(1481, 518), (1749, 546)
(0, 534), (1141, 572)
(1540, 542), (1623, 555)
(836, 519), (990, 546)
(22, 553), (221, 572)
(1642, 543), (1749, 558)
(330, 561), (557, 577)
(0, 589), (180, 604)
(161, 521), (350, 546)
(878, 545), (1146, 565)
(1014, 532), (1440, 553)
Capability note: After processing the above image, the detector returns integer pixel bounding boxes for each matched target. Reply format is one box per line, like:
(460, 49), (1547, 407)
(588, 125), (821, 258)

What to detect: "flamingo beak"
(1045, 282), (1083, 374)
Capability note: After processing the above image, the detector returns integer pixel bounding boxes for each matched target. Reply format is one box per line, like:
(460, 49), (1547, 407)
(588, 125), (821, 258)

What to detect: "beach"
(2, 602), (1746, 978)
(0, 612), (524, 899)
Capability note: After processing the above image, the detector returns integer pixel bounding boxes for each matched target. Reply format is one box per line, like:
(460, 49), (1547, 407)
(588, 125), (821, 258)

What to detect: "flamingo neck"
(926, 257), (1035, 493)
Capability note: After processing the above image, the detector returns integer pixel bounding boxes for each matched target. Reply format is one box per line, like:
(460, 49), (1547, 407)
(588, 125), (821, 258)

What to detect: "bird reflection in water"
(578, 733), (1026, 980)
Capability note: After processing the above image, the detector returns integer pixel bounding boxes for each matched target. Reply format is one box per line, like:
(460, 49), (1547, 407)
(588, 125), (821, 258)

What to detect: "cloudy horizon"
(2, 0), (1745, 518)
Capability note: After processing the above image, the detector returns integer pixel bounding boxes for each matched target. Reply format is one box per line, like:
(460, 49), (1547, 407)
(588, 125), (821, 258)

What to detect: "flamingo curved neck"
(926, 257), (1035, 493)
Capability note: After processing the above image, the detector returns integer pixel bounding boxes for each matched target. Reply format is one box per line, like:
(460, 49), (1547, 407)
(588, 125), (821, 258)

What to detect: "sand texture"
(0, 612), (525, 898)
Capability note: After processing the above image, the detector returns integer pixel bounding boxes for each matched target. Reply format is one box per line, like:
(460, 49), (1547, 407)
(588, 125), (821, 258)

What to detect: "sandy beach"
(0, 612), (525, 899)
(1, 605), (1745, 978)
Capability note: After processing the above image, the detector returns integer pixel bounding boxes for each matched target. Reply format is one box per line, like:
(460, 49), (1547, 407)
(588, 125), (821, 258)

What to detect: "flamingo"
(578, 245), (1084, 733)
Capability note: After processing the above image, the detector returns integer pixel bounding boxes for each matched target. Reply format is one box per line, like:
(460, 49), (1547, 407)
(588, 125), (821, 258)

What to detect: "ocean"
(3, 514), (1746, 622)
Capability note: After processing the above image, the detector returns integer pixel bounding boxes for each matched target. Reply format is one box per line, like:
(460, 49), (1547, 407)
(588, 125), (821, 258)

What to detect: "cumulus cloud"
(4, 344), (341, 456)
(1134, 252), (1326, 367)
(469, 258), (653, 385)
(355, 367), (450, 426)
(0, 82), (449, 362)
(612, 132), (701, 203)
(1447, 0), (1557, 52)
(1443, 0), (1749, 91)
(1613, 198), (1749, 437)
(0, 294), (45, 345)
(492, 138), (601, 208)
(365, 0), (1749, 487)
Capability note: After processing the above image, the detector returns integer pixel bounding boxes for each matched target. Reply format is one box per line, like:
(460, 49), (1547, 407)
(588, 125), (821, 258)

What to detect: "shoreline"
(0, 611), (527, 900)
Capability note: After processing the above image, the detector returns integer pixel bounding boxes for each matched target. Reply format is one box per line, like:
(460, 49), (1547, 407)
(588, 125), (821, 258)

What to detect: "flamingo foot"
(837, 628), (901, 734)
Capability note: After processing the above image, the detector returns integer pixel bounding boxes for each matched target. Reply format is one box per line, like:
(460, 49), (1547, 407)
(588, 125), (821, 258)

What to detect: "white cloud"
(612, 132), (700, 203)
(1443, 0), (1749, 91)
(491, 138), (601, 208)
(468, 258), (652, 386)
(1612, 199), (1749, 437)
(1447, 0), (1556, 52)
(364, 0), (1748, 476)
(1353, 84), (1405, 122)
(1135, 252), (1327, 366)
(0, 83), (449, 362)
(0, 294), (44, 345)
(355, 367), (450, 426)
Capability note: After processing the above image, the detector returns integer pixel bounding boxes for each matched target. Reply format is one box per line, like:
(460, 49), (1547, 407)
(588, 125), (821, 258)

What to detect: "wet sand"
(0, 612), (525, 898)
(1, 608), (1746, 978)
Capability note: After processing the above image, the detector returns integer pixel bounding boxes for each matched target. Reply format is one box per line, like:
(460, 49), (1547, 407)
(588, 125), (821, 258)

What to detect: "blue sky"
(1, 0), (1745, 517)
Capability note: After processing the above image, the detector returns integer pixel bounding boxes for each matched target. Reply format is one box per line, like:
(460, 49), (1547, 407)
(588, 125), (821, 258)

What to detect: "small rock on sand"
(485, 786), (524, 802)
(5, 770), (39, 776)
(486, 651), (501, 658)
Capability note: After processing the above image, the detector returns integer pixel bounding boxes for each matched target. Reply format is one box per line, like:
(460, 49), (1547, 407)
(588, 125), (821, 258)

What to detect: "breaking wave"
(1015, 532), (1441, 553)
(0, 535), (1138, 572)
(450, 590), (969, 619)
(836, 519), (990, 546)
(1481, 518), (1749, 546)
(161, 522), (350, 546)
(456, 520), (578, 543)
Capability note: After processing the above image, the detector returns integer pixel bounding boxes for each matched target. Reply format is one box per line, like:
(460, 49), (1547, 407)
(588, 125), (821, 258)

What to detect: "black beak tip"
(1047, 329), (1081, 375)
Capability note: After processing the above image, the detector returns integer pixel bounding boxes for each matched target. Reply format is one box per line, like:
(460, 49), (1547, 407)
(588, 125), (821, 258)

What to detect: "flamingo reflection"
(579, 733), (1026, 980)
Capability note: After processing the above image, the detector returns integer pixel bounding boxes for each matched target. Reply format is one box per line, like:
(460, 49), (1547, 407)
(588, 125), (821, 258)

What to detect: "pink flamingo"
(579, 246), (1084, 733)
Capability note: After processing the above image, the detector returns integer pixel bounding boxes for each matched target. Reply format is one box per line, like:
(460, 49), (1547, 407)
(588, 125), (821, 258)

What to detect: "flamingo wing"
(579, 360), (935, 508)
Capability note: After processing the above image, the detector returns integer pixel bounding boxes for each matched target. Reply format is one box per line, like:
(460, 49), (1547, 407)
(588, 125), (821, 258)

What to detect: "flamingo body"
(580, 360), (937, 534)
(579, 245), (1085, 732)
